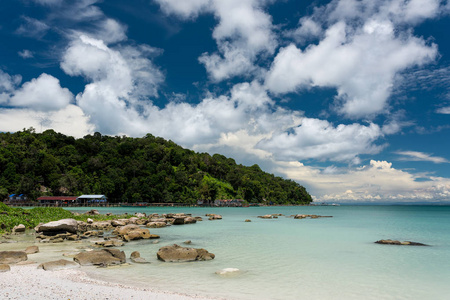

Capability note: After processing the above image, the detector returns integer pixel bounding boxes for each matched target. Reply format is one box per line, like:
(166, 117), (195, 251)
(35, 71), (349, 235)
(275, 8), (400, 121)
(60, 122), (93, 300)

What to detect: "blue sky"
(1, 0), (450, 203)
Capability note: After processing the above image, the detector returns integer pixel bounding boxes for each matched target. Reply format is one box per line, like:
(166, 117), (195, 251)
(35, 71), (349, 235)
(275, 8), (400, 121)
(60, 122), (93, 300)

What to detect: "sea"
(7, 205), (450, 299)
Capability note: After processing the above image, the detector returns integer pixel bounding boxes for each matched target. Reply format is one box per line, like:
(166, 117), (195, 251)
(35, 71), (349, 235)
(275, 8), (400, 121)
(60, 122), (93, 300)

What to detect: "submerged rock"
(215, 268), (240, 276)
(157, 244), (215, 262)
(130, 251), (150, 264)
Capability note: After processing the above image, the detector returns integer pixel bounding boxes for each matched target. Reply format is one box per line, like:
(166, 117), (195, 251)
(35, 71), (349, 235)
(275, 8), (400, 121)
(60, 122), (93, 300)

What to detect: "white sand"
(0, 264), (213, 300)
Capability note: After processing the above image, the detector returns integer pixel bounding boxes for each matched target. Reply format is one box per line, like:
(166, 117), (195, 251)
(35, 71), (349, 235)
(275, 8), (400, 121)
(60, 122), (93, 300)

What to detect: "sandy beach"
(1, 263), (213, 300)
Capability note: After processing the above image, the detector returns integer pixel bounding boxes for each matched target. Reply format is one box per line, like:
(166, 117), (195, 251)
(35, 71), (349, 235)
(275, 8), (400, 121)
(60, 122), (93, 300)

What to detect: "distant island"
(0, 129), (312, 205)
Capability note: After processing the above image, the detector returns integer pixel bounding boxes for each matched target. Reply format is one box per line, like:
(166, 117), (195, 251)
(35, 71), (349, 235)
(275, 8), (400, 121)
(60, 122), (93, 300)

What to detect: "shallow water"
(6, 206), (450, 299)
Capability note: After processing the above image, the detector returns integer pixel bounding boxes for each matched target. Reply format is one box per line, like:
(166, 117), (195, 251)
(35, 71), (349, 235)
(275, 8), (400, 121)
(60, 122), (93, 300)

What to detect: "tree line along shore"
(0, 129), (312, 205)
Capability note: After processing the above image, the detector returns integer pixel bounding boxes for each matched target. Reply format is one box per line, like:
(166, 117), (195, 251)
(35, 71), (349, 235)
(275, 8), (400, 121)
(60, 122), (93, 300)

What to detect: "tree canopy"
(0, 128), (312, 205)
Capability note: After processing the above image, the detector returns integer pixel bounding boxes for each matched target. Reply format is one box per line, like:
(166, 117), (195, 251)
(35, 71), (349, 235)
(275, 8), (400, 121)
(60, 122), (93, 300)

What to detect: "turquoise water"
(66, 206), (450, 300)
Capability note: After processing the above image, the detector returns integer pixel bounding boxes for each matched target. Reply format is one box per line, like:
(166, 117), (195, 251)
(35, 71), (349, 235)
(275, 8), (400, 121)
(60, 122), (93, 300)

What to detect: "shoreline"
(1, 263), (217, 300)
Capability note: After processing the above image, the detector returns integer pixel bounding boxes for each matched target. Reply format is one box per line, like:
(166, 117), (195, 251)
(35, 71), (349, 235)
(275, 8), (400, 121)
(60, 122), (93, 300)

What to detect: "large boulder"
(0, 251), (28, 264)
(35, 218), (78, 234)
(38, 259), (80, 271)
(73, 249), (126, 266)
(157, 244), (215, 262)
(114, 224), (152, 241)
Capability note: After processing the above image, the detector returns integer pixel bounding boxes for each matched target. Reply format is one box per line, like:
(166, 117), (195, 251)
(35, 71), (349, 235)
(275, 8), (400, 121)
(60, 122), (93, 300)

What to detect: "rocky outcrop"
(375, 239), (429, 246)
(95, 240), (125, 247)
(86, 209), (100, 215)
(25, 246), (39, 254)
(206, 214), (222, 220)
(0, 251), (28, 264)
(38, 259), (80, 271)
(35, 218), (78, 234)
(146, 222), (167, 228)
(73, 249), (126, 266)
(114, 224), (152, 242)
(258, 215), (273, 219)
(0, 264), (11, 272)
(157, 244), (215, 262)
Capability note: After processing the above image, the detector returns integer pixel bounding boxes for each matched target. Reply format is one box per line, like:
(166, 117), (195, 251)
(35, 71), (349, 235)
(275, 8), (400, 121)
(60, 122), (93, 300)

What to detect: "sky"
(1, 0), (450, 203)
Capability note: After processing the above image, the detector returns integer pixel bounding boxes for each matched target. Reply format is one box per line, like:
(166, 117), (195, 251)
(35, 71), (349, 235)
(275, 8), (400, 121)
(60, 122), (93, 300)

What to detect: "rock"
(149, 234), (160, 239)
(51, 238), (64, 243)
(184, 240), (192, 245)
(157, 244), (215, 262)
(115, 224), (152, 241)
(208, 214), (222, 220)
(184, 217), (197, 224)
(135, 213), (146, 218)
(152, 240), (160, 244)
(172, 217), (186, 225)
(130, 251), (150, 264)
(194, 217), (203, 222)
(74, 249), (126, 266)
(13, 224), (26, 233)
(245, 219), (252, 222)
(294, 214), (333, 219)
(87, 218), (94, 224)
(95, 240), (125, 247)
(82, 230), (103, 238)
(106, 212), (113, 216)
(111, 220), (127, 227)
(38, 259), (80, 271)
(258, 215), (272, 219)
(136, 219), (147, 225)
(215, 268), (240, 276)
(86, 209), (100, 215)
(25, 246), (39, 254)
(0, 264), (11, 272)
(146, 222), (167, 228)
(34, 218), (78, 234)
(0, 251), (28, 264)
(375, 239), (429, 246)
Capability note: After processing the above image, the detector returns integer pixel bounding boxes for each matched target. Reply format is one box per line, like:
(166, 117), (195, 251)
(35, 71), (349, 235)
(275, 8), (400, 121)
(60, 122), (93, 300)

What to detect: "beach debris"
(38, 259), (80, 271)
(35, 218), (78, 234)
(12, 224), (26, 233)
(375, 240), (429, 246)
(73, 249), (126, 266)
(0, 251), (28, 264)
(25, 246), (39, 254)
(215, 268), (240, 276)
(130, 251), (150, 264)
(0, 264), (11, 272)
(157, 244), (215, 262)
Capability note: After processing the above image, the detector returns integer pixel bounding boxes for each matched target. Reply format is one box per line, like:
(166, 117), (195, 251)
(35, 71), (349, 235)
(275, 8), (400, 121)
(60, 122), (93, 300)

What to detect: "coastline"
(1, 263), (216, 300)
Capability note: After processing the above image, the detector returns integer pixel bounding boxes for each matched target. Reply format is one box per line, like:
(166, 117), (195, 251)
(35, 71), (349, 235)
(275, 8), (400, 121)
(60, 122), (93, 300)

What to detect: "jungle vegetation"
(0, 128), (312, 205)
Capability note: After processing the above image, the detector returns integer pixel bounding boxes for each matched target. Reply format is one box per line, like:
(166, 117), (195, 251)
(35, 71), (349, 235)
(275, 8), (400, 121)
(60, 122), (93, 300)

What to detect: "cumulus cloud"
(395, 151), (449, 164)
(278, 159), (450, 202)
(266, 0), (440, 119)
(436, 107), (450, 114)
(156, 0), (277, 81)
(0, 70), (22, 101)
(0, 105), (93, 138)
(257, 118), (384, 163)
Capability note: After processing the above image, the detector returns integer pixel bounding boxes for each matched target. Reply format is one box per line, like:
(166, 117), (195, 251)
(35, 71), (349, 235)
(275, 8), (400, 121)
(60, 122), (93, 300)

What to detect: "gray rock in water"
(38, 259), (80, 271)
(0, 251), (28, 264)
(157, 244), (215, 262)
(375, 239), (429, 246)
(34, 219), (78, 234)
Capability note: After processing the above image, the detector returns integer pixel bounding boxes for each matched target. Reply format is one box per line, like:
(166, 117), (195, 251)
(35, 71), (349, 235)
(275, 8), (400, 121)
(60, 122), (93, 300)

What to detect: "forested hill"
(0, 129), (312, 205)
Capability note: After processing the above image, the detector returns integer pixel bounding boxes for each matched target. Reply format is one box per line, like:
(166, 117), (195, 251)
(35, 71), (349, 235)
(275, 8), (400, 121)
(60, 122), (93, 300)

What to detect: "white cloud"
(8, 74), (73, 111)
(266, 0), (440, 119)
(0, 70), (22, 98)
(156, 0), (277, 81)
(18, 50), (34, 59)
(0, 105), (93, 138)
(91, 18), (128, 44)
(395, 151), (449, 164)
(436, 106), (450, 114)
(278, 159), (450, 202)
(257, 118), (384, 163)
